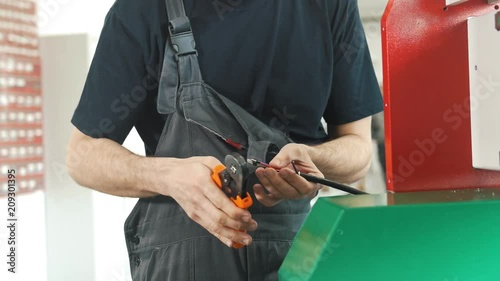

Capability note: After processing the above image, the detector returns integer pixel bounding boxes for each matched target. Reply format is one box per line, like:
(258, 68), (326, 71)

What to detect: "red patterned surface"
(0, 0), (43, 196)
(382, 0), (500, 192)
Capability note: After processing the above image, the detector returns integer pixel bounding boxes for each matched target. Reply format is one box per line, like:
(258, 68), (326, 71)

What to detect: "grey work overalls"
(124, 1), (311, 280)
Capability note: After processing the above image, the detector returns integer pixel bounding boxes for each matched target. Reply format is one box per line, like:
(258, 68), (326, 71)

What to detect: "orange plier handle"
(211, 164), (253, 248)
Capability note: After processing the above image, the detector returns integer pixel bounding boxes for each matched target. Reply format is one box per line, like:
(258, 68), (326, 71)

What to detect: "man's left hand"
(254, 143), (324, 207)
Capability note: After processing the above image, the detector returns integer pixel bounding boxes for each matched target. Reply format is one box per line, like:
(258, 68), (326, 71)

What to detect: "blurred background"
(0, 0), (388, 280)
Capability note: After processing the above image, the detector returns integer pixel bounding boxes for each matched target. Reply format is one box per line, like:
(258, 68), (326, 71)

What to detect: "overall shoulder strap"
(164, 0), (198, 60)
(157, 0), (202, 114)
(165, 0), (186, 20)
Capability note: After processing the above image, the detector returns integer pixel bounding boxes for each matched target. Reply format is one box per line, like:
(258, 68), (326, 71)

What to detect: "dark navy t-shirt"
(71, 0), (383, 156)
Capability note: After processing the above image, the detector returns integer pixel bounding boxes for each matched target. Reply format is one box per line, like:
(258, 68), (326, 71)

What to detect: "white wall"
(1, 2), (121, 281)
(40, 33), (141, 281)
(37, 2), (142, 281)
(38, 0), (115, 36)
(41, 34), (98, 281)
(364, 20), (383, 85)
(359, 0), (389, 85)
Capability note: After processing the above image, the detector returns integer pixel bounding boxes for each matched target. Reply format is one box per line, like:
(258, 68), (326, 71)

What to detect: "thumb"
(199, 156), (223, 168)
(269, 152), (291, 169)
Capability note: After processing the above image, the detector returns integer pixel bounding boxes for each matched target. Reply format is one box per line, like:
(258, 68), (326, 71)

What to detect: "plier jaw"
(211, 154), (253, 209)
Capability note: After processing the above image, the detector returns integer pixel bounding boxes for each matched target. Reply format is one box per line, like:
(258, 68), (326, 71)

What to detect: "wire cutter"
(211, 154), (253, 249)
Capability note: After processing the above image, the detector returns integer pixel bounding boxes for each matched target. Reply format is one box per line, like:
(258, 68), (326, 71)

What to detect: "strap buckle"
(169, 16), (198, 61)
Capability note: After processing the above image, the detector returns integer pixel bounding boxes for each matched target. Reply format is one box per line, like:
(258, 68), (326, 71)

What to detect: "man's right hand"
(148, 156), (258, 248)
(67, 128), (257, 248)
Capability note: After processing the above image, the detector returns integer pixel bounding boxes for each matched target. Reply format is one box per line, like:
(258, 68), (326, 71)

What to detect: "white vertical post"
(40, 34), (96, 281)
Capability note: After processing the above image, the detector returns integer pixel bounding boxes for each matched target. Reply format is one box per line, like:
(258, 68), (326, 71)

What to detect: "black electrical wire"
(297, 172), (367, 195)
(290, 160), (366, 195)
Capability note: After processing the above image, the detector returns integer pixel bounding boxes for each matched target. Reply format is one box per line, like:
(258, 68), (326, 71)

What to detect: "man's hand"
(254, 143), (323, 207)
(151, 156), (258, 248)
(67, 128), (257, 248)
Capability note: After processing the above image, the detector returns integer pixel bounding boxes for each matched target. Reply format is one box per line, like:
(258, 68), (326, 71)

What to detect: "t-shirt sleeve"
(71, 7), (152, 144)
(323, 0), (383, 126)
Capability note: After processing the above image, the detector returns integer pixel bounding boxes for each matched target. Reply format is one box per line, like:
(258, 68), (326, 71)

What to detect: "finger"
(178, 196), (235, 247)
(206, 219), (254, 247)
(269, 144), (307, 169)
(203, 183), (252, 220)
(210, 227), (254, 247)
(288, 159), (323, 176)
(203, 217), (254, 247)
(199, 156), (223, 168)
(211, 231), (235, 248)
(269, 150), (291, 169)
(202, 184), (257, 230)
(262, 168), (303, 198)
(253, 184), (282, 207)
(255, 168), (287, 199)
(196, 198), (255, 246)
(278, 168), (319, 196)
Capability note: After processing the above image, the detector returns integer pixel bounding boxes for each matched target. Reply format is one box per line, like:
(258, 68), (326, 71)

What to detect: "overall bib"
(124, 1), (311, 280)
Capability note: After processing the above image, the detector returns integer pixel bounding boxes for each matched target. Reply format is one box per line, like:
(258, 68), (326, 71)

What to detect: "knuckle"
(213, 196), (225, 208)
(226, 231), (239, 242)
(227, 208), (241, 219)
(209, 221), (220, 233)
(186, 210), (198, 221)
(204, 184), (218, 197)
(216, 214), (226, 224)
(212, 233), (228, 246)
(233, 221), (243, 230)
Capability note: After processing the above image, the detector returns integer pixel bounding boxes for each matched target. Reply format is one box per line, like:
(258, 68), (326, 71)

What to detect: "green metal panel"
(279, 188), (500, 281)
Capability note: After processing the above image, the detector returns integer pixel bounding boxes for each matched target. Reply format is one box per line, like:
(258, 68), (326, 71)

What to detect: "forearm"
(66, 130), (174, 198)
(307, 134), (372, 184)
